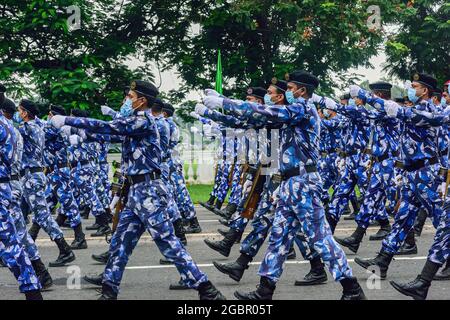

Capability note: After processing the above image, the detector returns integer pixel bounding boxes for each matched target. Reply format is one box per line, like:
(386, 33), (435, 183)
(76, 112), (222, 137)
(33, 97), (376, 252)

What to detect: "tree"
(384, 0), (449, 85)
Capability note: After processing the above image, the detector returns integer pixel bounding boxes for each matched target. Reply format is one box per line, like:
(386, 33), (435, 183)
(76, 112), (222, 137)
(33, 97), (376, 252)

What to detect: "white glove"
(189, 111), (200, 119)
(338, 158), (346, 171)
(190, 126), (199, 133)
(384, 100), (401, 117)
(243, 179), (253, 195)
(195, 103), (208, 116)
(437, 182), (446, 195)
(394, 174), (404, 187)
(349, 85), (362, 98)
(101, 105), (115, 116)
(109, 195), (120, 211)
(204, 89), (221, 97)
(203, 124), (212, 137)
(50, 115), (66, 129)
(69, 134), (80, 146)
(324, 97), (337, 110)
(203, 96), (224, 110)
(60, 125), (72, 137)
(311, 93), (323, 104)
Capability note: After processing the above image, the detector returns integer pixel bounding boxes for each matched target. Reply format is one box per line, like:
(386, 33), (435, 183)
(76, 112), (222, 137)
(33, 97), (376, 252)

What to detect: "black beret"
(411, 73), (437, 90)
(162, 103), (175, 116)
(246, 87), (266, 100)
(284, 70), (319, 89)
(432, 89), (442, 97)
(1, 98), (16, 114)
(153, 98), (165, 110)
(269, 78), (287, 92)
(127, 80), (159, 100)
(0, 83), (6, 93)
(340, 93), (351, 100)
(369, 81), (392, 91)
(394, 97), (405, 104)
(49, 104), (66, 116)
(20, 99), (39, 117)
(71, 108), (89, 118)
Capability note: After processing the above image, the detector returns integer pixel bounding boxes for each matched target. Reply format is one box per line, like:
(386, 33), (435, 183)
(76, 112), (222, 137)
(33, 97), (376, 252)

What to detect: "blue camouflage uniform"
(64, 110), (209, 295)
(219, 97), (353, 283)
(20, 118), (63, 240)
(0, 112), (41, 293)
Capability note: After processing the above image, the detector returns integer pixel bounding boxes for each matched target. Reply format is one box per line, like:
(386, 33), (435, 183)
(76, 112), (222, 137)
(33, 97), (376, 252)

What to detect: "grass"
(187, 184), (214, 204)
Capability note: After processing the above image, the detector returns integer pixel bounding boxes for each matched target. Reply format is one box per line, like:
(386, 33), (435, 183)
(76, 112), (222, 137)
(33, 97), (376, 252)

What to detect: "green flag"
(215, 49), (223, 95)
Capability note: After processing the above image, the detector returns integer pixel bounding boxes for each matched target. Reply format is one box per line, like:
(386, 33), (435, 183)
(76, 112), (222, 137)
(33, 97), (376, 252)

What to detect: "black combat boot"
(214, 200), (224, 211)
(214, 203), (237, 219)
(28, 222), (41, 241)
(198, 281), (226, 300)
(83, 272), (103, 287)
(98, 283), (117, 300)
(344, 212), (356, 221)
(434, 258), (450, 280)
(414, 209), (427, 237)
(85, 216), (101, 230)
(173, 218), (187, 246)
(184, 217), (202, 234)
(31, 259), (53, 290)
(213, 253), (252, 282)
(286, 245), (296, 260)
(396, 230), (417, 255)
(340, 277), (367, 300)
(294, 256), (328, 286)
(55, 214), (67, 227)
(80, 206), (90, 220)
(219, 218), (230, 227)
(234, 276), (276, 300)
(169, 278), (190, 290)
(0, 258), (6, 267)
(24, 290), (43, 300)
(217, 228), (241, 244)
(390, 259), (440, 300)
(90, 213), (111, 237)
(49, 237), (76, 267)
(199, 195), (216, 210)
(335, 226), (366, 253)
(71, 223), (88, 250)
(204, 229), (241, 257)
(92, 251), (110, 264)
(354, 251), (394, 279)
(326, 215), (338, 234)
(369, 219), (391, 241)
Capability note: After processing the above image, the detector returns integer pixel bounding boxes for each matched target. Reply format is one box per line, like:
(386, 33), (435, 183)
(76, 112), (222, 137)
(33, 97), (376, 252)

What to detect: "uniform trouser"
(46, 168), (81, 228)
(102, 179), (208, 295)
(215, 162), (232, 203)
(71, 164), (104, 217)
(240, 176), (317, 261)
(318, 153), (338, 202)
(0, 182), (41, 293)
(427, 200), (450, 265)
(99, 161), (111, 199)
(170, 163), (196, 220)
(162, 163), (182, 222)
(355, 159), (395, 229)
(327, 153), (369, 224)
(10, 180), (40, 261)
(228, 164), (243, 206)
(382, 166), (443, 254)
(22, 171), (63, 241)
(211, 162), (224, 198)
(258, 172), (353, 282)
(93, 163), (110, 209)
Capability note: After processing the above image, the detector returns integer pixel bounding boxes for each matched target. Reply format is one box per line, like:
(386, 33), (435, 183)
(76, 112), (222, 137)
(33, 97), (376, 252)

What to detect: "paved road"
(0, 206), (448, 300)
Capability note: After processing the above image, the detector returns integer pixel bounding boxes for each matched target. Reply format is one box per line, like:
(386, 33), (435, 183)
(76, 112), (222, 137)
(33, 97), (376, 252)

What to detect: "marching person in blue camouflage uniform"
(354, 73), (444, 281)
(1, 97), (53, 290)
(44, 105), (87, 250)
(51, 79), (224, 300)
(323, 82), (400, 253)
(17, 99), (75, 267)
(0, 87), (42, 299)
(202, 70), (365, 300)
(163, 103), (202, 234)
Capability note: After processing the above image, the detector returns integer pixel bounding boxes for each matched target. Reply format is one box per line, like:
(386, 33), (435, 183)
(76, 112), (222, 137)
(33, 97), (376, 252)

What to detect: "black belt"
(403, 157), (439, 172)
(46, 163), (69, 174)
(339, 150), (358, 158)
(363, 148), (372, 156)
(281, 165), (317, 181)
(70, 160), (90, 168)
(126, 172), (161, 185)
(10, 174), (19, 181)
(261, 163), (272, 168)
(373, 151), (400, 163)
(20, 167), (44, 176)
(0, 177), (10, 183)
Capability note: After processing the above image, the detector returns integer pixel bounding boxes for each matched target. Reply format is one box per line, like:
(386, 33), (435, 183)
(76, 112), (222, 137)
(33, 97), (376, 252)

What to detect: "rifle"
(106, 179), (130, 243)
(241, 165), (266, 220)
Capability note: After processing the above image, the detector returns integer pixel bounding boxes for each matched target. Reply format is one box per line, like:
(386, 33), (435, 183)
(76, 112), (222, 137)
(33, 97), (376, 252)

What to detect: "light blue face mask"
(407, 88), (419, 104)
(13, 112), (23, 124)
(441, 97), (448, 107)
(323, 109), (330, 118)
(120, 98), (133, 117)
(285, 91), (295, 104)
(348, 98), (356, 106)
(264, 94), (274, 106)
